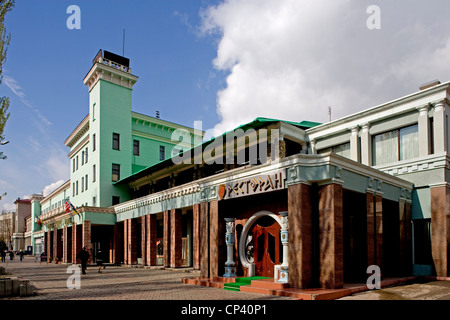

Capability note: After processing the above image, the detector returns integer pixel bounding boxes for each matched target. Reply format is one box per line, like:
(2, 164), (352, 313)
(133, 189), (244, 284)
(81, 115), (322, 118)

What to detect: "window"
(85, 174), (88, 191)
(76, 181), (79, 195)
(72, 183), (75, 197)
(92, 103), (96, 122)
(372, 124), (419, 166)
(76, 156), (79, 170)
(113, 133), (120, 150)
(93, 165), (96, 182)
(319, 142), (351, 159)
(85, 147), (88, 164)
(81, 177), (84, 192)
(159, 146), (165, 161)
(133, 140), (140, 156)
(93, 134), (96, 151)
(81, 151), (85, 166)
(112, 164), (120, 182)
(72, 158), (75, 172)
(112, 196), (120, 206)
(92, 196), (97, 207)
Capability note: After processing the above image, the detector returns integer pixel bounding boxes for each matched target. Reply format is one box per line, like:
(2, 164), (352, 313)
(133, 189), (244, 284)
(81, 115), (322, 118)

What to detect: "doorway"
(251, 216), (281, 277)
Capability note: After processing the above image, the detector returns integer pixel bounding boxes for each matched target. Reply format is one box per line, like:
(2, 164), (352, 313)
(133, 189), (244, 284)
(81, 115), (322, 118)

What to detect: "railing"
(99, 57), (131, 73)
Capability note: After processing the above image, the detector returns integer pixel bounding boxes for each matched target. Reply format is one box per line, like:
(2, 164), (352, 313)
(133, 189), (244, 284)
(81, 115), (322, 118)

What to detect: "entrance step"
(249, 278), (290, 290)
(223, 276), (271, 292)
(182, 277), (225, 289)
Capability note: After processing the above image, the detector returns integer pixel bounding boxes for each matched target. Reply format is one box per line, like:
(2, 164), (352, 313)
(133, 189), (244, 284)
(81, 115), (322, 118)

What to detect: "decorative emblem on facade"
(218, 184), (226, 200)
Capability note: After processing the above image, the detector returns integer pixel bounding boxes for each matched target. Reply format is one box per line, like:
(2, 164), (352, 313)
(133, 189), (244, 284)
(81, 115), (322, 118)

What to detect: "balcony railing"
(98, 57), (131, 73)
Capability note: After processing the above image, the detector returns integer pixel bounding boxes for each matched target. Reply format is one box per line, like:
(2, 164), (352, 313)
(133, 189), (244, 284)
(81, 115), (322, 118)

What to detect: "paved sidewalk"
(0, 256), (293, 300)
(338, 280), (450, 300)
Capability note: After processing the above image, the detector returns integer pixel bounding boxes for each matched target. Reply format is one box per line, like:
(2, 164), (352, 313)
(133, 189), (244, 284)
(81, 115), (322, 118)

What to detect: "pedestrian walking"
(96, 250), (104, 273)
(19, 249), (24, 262)
(9, 251), (14, 260)
(1, 250), (5, 262)
(76, 247), (90, 275)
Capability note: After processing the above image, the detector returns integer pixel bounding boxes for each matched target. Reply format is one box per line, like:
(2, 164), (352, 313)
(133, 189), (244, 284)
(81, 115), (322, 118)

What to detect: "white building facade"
(307, 80), (450, 277)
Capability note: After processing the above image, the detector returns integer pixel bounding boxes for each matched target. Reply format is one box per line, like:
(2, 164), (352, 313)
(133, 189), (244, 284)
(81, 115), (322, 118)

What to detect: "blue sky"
(2, 0), (450, 211)
(0, 0), (225, 210)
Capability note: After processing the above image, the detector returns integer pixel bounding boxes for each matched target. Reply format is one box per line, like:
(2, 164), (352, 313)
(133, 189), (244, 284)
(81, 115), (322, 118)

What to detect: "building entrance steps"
(223, 277), (272, 291)
(182, 275), (422, 300)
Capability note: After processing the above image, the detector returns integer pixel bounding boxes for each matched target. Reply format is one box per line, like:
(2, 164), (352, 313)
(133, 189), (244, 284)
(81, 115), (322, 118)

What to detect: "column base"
(223, 266), (236, 278)
(275, 265), (289, 283)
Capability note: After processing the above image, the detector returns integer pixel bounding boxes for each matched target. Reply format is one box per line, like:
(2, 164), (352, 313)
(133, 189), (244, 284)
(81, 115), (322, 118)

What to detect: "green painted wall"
(88, 79), (133, 207)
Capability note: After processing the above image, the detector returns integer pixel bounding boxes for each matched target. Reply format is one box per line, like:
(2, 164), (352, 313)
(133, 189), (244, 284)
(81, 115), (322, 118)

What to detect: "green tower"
(82, 50), (139, 207)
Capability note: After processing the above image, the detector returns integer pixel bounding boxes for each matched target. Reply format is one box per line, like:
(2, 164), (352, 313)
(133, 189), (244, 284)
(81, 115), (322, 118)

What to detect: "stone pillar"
(361, 123), (371, 166)
(288, 183), (313, 289)
(399, 198), (412, 276)
(146, 215), (157, 266)
(170, 209), (182, 268)
(193, 204), (201, 270)
(209, 200), (220, 280)
(418, 105), (431, 157)
(223, 218), (236, 277)
(433, 101), (447, 154)
(127, 219), (137, 265)
(350, 126), (360, 162)
(63, 226), (68, 263)
(200, 202), (210, 278)
(163, 211), (170, 267)
(367, 192), (383, 269)
(310, 139), (316, 154)
(53, 228), (57, 261)
(46, 230), (53, 262)
(318, 183), (344, 289)
(72, 224), (81, 264)
(82, 220), (92, 264)
(123, 219), (128, 265)
(141, 216), (146, 265)
(430, 185), (450, 277)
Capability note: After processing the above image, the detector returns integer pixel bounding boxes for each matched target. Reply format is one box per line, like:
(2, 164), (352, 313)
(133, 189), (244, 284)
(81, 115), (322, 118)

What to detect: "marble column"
(278, 211), (289, 283)
(223, 218), (236, 277)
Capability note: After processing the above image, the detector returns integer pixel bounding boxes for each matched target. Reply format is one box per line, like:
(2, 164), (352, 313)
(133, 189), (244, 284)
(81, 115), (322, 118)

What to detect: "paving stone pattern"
(1, 257), (293, 300)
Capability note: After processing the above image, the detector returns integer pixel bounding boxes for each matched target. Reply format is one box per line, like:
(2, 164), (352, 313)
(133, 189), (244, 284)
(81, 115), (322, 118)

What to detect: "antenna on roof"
(328, 106), (332, 122)
(156, 111), (160, 119)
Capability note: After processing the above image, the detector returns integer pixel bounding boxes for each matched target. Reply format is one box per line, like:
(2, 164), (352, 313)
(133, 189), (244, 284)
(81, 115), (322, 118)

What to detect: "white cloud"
(1, 202), (15, 213)
(3, 75), (52, 126)
(201, 0), (450, 135)
(42, 180), (65, 197)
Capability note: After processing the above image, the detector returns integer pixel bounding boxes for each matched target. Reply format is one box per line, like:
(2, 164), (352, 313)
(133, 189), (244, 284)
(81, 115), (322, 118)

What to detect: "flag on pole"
(34, 216), (43, 226)
(65, 200), (79, 215)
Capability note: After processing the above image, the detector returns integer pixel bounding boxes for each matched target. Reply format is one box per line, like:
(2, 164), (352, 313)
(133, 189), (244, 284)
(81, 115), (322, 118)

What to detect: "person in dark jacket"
(96, 250), (104, 273)
(76, 247), (90, 274)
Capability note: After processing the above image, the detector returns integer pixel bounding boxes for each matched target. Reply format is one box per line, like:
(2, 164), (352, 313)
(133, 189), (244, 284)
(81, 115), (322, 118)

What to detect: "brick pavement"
(0, 256), (294, 300)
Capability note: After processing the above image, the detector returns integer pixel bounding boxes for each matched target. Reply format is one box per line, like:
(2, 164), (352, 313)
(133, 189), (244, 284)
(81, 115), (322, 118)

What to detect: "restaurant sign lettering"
(218, 171), (284, 200)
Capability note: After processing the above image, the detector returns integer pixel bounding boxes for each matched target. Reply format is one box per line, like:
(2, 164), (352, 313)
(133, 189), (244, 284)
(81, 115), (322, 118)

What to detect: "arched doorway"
(239, 211), (283, 278)
(252, 216), (281, 277)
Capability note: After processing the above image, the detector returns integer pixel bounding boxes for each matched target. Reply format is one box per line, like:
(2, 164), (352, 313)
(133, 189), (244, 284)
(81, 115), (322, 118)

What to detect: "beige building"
(11, 198), (31, 252)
